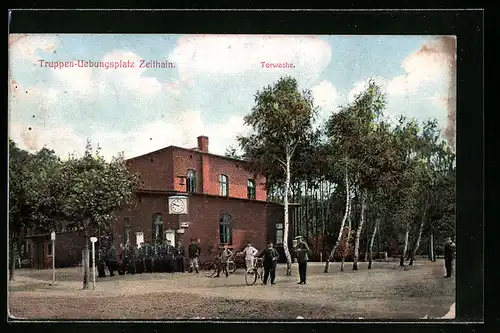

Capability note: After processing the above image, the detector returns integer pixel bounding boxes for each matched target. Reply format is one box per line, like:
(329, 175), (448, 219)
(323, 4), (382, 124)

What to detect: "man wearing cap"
(259, 241), (279, 285)
(239, 241), (259, 273)
(443, 237), (456, 278)
(188, 238), (201, 273)
(294, 236), (310, 285)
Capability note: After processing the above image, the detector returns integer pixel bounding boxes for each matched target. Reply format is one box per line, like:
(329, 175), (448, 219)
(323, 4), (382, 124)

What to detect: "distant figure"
(165, 240), (176, 273)
(216, 244), (232, 278)
(175, 240), (186, 273)
(259, 241), (279, 285)
(144, 241), (154, 273)
(117, 244), (125, 275)
(187, 238), (201, 273)
(294, 236), (310, 285)
(106, 244), (117, 277)
(240, 241), (259, 272)
(444, 237), (456, 278)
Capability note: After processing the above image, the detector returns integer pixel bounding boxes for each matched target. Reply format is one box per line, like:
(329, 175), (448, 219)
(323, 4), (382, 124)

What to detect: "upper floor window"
(187, 169), (197, 193)
(247, 179), (256, 199)
(124, 217), (131, 246)
(220, 174), (229, 196)
(219, 213), (233, 245)
(152, 213), (164, 244)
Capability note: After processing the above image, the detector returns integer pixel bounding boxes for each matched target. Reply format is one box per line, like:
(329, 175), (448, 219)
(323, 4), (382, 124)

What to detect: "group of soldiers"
(98, 238), (201, 277)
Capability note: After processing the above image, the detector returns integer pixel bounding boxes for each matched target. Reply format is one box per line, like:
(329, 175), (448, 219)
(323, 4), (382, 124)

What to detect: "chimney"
(197, 136), (209, 153)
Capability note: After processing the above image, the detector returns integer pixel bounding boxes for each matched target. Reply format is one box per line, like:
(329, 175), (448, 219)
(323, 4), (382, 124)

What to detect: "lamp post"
(50, 231), (56, 285)
(90, 237), (98, 290)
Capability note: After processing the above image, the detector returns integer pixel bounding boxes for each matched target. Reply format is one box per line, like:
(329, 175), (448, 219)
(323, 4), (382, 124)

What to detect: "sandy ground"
(8, 259), (455, 320)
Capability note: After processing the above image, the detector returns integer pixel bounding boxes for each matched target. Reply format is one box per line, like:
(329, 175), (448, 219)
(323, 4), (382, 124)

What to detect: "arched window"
(247, 179), (256, 199)
(220, 174), (229, 196)
(219, 213), (232, 245)
(187, 169), (197, 193)
(152, 213), (164, 244)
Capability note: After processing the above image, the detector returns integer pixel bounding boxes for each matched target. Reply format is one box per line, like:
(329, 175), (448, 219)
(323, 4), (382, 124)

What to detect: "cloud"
(7, 34), (332, 161)
(169, 35), (332, 86)
(8, 34), (59, 64)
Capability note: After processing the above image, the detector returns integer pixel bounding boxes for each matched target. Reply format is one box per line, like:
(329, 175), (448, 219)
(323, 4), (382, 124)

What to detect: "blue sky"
(8, 34), (454, 160)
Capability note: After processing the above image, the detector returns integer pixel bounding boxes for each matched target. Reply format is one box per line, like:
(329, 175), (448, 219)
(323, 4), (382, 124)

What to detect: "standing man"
(106, 244), (117, 277)
(294, 236), (310, 285)
(144, 241), (154, 273)
(259, 241), (279, 285)
(175, 240), (186, 273)
(136, 243), (145, 274)
(444, 237), (456, 278)
(216, 244), (232, 278)
(187, 238), (201, 273)
(165, 240), (176, 273)
(240, 241), (259, 273)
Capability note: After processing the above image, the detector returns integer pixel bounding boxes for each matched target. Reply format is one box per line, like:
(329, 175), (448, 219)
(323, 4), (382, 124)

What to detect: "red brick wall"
(114, 193), (286, 263)
(127, 145), (266, 202)
(127, 148), (174, 191)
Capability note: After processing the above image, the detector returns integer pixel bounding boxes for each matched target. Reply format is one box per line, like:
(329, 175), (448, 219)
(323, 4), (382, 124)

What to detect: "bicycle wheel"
(257, 266), (264, 282)
(203, 262), (217, 277)
(228, 261), (237, 274)
(245, 268), (257, 285)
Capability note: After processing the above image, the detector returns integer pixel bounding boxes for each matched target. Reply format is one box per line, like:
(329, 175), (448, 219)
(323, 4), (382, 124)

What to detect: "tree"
(60, 140), (140, 289)
(238, 76), (317, 275)
(9, 141), (63, 280)
(224, 145), (241, 159)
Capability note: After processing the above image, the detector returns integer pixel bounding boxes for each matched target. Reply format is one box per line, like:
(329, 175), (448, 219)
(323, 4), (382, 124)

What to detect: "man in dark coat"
(144, 241), (154, 273)
(294, 236), (310, 284)
(106, 244), (118, 277)
(259, 241), (279, 285)
(444, 237), (456, 278)
(127, 244), (137, 274)
(165, 240), (176, 273)
(136, 244), (145, 274)
(175, 240), (186, 273)
(187, 238), (201, 273)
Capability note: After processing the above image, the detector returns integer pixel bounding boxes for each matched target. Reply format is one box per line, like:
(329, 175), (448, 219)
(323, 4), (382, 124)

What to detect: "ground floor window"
(219, 213), (232, 245)
(276, 223), (284, 245)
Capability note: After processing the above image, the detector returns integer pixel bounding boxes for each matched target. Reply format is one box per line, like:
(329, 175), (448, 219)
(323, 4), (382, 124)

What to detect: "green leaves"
(9, 139), (140, 240)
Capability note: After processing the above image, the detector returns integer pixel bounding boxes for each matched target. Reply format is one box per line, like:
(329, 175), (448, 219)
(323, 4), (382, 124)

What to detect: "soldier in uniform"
(136, 244), (145, 274)
(175, 240), (186, 273)
(144, 241), (154, 273)
(127, 244), (137, 274)
(294, 236), (310, 285)
(106, 244), (118, 277)
(117, 244), (126, 275)
(258, 241), (279, 285)
(444, 237), (456, 278)
(187, 238), (201, 273)
(165, 240), (176, 273)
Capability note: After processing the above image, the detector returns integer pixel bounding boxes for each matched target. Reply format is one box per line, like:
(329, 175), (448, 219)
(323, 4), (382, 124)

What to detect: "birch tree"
(238, 76), (317, 275)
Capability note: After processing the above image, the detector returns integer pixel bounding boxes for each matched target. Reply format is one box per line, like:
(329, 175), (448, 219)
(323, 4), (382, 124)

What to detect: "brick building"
(113, 136), (295, 262)
(24, 136), (296, 268)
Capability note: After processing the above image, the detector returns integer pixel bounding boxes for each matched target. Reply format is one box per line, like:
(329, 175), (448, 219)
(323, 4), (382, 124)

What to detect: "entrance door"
(34, 241), (44, 269)
(165, 230), (175, 245)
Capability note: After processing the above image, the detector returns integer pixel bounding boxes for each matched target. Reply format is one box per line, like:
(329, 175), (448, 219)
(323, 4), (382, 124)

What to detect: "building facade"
(24, 136), (296, 268)
(113, 136), (294, 262)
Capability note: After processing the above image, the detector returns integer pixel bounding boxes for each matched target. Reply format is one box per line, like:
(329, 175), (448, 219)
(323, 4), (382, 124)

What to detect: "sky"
(8, 34), (456, 160)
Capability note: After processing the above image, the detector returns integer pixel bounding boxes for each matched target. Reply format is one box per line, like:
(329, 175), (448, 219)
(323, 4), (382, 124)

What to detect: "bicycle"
(202, 257), (221, 277)
(245, 257), (264, 285)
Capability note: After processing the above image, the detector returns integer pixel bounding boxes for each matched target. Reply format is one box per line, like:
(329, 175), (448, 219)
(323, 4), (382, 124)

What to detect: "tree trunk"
(409, 198), (429, 265)
(340, 194), (353, 272)
(283, 154), (292, 276)
(368, 218), (380, 270)
(430, 232), (436, 262)
(83, 225), (90, 290)
(324, 166), (350, 273)
(399, 227), (409, 267)
(353, 189), (367, 270)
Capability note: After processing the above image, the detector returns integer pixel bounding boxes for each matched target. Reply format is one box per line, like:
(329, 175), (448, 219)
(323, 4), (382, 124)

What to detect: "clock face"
(170, 198), (186, 213)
